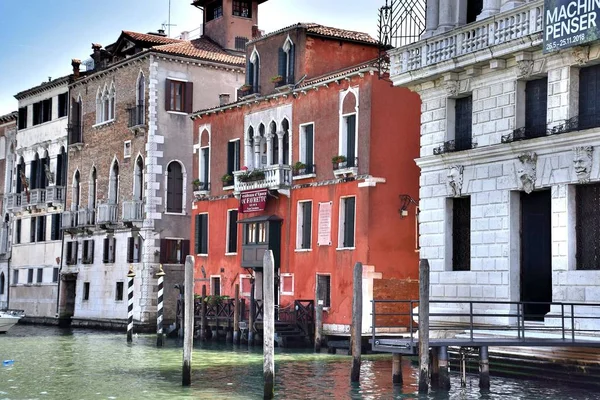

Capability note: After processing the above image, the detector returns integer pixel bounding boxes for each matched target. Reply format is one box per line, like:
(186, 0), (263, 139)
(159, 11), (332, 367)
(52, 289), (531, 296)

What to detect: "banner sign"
(239, 189), (267, 213)
(544, 0), (600, 53)
(317, 201), (333, 246)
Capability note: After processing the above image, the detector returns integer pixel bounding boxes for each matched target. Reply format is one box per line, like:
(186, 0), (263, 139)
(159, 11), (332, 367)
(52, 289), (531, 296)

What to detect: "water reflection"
(1, 325), (599, 399)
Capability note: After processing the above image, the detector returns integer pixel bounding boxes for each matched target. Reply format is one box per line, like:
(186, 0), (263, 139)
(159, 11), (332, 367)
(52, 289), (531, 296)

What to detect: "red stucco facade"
(190, 25), (421, 333)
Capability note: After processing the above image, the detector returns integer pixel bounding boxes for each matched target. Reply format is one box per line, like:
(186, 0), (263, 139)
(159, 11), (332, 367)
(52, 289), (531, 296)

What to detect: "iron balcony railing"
(433, 138), (475, 155)
(127, 104), (145, 128)
(371, 299), (600, 354)
(233, 165), (292, 193)
(96, 203), (118, 225)
(122, 200), (144, 221)
(388, 1), (544, 82)
(67, 123), (83, 145)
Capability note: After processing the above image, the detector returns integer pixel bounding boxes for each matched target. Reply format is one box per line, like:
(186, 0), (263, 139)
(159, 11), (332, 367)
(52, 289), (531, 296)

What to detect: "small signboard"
(239, 189), (268, 213)
(544, 0), (600, 53)
(317, 201), (333, 246)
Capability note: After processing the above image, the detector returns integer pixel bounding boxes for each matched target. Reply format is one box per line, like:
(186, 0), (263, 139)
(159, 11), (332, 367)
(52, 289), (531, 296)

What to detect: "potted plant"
(271, 74), (284, 84)
(249, 169), (265, 181)
(292, 161), (306, 175)
(192, 179), (202, 191)
(221, 173), (233, 186)
(332, 155), (347, 169)
(240, 83), (252, 92)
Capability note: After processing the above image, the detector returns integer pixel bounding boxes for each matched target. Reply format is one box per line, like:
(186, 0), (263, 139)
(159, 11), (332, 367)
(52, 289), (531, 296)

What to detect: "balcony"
(29, 189), (47, 207)
(46, 186), (65, 205)
(127, 104), (145, 131)
(77, 208), (96, 227)
(61, 210), (78, 230)
(122, 200), (144, 222)
(333, 157), (358, 178)
(6, 193), (24, 212)
(68, 123), (83, 148)
(237, 85), (261, 99)
(433, 138), (475, 155)
(233, 165), (292, 194)
(388, 1), (543, 84)
(96, 203), (118, 226)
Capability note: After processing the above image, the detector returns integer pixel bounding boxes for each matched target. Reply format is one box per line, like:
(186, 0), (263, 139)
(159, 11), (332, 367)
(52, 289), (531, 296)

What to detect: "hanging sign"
(317, 201), (333, 246)
(239, 189), (268, 213)
(544, 0), (600, 53)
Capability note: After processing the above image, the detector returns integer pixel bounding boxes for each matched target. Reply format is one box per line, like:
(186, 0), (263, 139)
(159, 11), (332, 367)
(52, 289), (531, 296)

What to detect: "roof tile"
(122, 31), (183, 45)
(152, 38), (245, 66)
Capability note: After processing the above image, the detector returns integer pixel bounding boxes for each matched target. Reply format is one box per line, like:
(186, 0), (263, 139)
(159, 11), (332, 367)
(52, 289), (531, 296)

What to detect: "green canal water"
(1, 325), (599, 399)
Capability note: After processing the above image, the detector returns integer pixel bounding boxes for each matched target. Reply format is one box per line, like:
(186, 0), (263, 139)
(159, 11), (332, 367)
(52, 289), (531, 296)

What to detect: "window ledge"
(281, 292), (294, 296)
(225, 252), (238, 256)
(333, 167), (358, 178)
(93, 119), (115, 129)
(20, 116), (68, 131)
(167, 111), (189, 116)
(196, 254), (208, 257)
(164, 212), (186, 216)
(232, 15), (252, 20)
(293, 173), (316, 181)
(223, 185), (234, 191)
(294, 248), (312, 253)
(336, 247), (356, 251)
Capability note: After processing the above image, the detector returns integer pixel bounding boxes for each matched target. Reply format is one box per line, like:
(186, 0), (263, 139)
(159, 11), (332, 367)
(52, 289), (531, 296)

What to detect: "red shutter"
(165, 79), (172, 111)
(180, 240), (190, 264)
(160, 238), (168, 264)
(184, 82), (194, 113)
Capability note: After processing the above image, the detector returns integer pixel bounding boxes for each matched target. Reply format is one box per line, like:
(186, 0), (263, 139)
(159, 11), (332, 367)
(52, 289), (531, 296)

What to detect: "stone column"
(48, 155), (58, 187)
(423, 0), (439, 38)
(266, 135), (273, 166)
(500, 0), (524, 12)
(244, 139), (253, 169)
(436, 0), (455, 33)
(478, 0), (500, 20)
(254, 142), (261, 170)
(277, 133), (284, 166)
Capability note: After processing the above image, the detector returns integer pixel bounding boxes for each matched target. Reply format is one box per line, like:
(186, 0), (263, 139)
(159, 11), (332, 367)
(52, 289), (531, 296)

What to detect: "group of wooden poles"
(127, 256), (489, 398)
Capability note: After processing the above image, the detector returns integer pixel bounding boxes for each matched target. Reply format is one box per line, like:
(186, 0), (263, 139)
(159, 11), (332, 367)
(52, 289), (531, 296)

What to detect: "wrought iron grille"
(576, 183), (600, 270)
(377, 0), (426, 78)
(501, 126), (550, 143)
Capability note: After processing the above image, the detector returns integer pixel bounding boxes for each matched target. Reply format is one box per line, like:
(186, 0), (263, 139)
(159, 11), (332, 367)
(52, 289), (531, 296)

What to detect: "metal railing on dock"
(371, 299), (600, 354)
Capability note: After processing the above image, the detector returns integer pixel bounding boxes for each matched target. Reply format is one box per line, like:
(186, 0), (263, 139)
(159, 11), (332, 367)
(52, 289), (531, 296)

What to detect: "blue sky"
(0, 0), (380, 115)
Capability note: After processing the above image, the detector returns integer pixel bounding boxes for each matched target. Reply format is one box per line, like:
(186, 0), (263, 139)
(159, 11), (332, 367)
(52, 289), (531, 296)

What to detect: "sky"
(0, 0), (381, 115)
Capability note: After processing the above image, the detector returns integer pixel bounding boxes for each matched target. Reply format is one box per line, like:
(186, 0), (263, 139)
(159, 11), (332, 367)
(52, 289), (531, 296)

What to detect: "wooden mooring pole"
(314, 300), (323, 353)
(200, 285), (207, 341)
(182, 255), (195, 386)
(438, 346), (451, 391)
(418, 259), (430, 394)
(127, 265), (136, 343)
(392, 353), (403, 385)
(156, 264), (166, 347)
(479, 346), (490, 391)
(249, 277), (255, 346)
(350, 261), (363, 383)
(263, 251), (275, 399)
(233, 283), (240, 345)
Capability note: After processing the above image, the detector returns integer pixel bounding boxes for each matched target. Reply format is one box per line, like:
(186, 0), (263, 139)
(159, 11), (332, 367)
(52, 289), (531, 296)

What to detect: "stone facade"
(391, 1), (600, 326)
(0, 112), (16, 309)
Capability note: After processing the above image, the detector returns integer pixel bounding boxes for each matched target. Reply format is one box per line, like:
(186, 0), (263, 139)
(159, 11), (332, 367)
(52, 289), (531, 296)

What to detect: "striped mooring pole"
(127, 265), (136, 343)
(156, 264), (166, 347)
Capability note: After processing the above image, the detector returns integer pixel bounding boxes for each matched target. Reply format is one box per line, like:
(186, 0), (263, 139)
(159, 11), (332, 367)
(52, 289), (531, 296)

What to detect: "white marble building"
(390, 0), (600, 327)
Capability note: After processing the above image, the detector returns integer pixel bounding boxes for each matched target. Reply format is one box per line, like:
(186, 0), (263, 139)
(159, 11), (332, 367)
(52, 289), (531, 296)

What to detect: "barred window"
(576, 183), (600, 270)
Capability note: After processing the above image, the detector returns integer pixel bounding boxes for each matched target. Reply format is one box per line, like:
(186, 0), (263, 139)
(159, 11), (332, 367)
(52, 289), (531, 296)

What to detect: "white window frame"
(240, 274), (252, 297)
(196, 212), (209, 256)
(280, 273), (294, 296)
(315, 273), (331, 310)
(296, 200), (313, 251)
(210, 275), (221, 296)
(282, 36), (294, 81)
(296, 122), (316, 180)
(337, 196), (356, 250)
(164, 159), (187, 215)
(123, 140), (132, 159)
(226, 208), (238, 255)
(338, 87), (359, 162)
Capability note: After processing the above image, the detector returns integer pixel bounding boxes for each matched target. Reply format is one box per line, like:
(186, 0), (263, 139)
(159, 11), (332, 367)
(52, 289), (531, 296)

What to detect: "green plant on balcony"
(292, 161), (306, 175)
(271, 74), (283, 83)
(238, 169), (265, 183)
(332, 155), (347, 169)
(221, 173), (233, 186)
(191, 179), (202, 191)
(240, 83), (252, 91)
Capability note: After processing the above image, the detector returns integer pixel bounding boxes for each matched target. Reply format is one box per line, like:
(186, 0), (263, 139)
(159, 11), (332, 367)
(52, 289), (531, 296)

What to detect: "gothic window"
(109, 160), (119, 204)
(72, 170), (81, 210)
(278, 36), (295, 85)
(134, 156), (143, 201)
(166, 161), (184, 213)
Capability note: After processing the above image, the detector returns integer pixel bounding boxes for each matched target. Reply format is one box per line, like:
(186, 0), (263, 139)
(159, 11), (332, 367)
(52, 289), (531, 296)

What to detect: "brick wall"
(373, 278), (419, 329)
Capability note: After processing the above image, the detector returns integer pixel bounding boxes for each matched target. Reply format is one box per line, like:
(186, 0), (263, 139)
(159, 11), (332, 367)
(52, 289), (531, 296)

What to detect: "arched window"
(89, 167), (97, 209)
(248, 48), (260, 93)
(30, 153), (40, 189)
(281, 118), (290, 165)
(279, 36), (295, 85)
(96, 84), (116, 123)
(270, 121), (278, 165)
(72, 170), (81, 211)
(0, 272), (4, 295)
(56, 147), (67, 187)
(16, 156), (25, 193)
(134, 156), (143, 201)
(246, 126), (255, 169)
(166, 161), (183, 213)
(257, 123), (267, 169)
(109, 160), (119, 204)
(199, 130), (210, 191)
(96, 87), (103, 124)
(109, 83), (116, 120)
(41, 151), (49, 188)
(136, 72), (145, 125)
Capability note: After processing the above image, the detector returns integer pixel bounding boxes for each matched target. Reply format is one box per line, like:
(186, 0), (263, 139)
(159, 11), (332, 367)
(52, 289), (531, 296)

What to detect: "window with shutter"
(576, 183), (600, 270)
(165, 79), (191, 112)
(127, 237), (134, 263)
(454, 96), (472, 151)
(302, 202), (312, 249)
(18, 107), (27, 129)
(37, 216), (45, 242)
(211, 276), (222, 296)
(30, 217), (36, 243)
(317, 275), (331, 308)
(52, 268), (59, 283)
(110, 237), (116, 263)
(167, 161), (184, 213)
(27, 269), (34, 284)
(227, 210), (238, 254)
(579, 64), (600, 130)
(37, 268), (43, 283)
(15, 219), (21, 244)
(524, 78), (548, 138)
(83, 282), (90, 301)
(180, 240), (190, 264)
(103, 238), (109, 263)
(58, 92), (68, 118)
(115, 282), (124, 301)
(344, 115), (356, 167)
(159, 238), (168, 264)
(195, 214), (208, 255)
(300, 124), (314, 174)
(452, 197), (471, 271)
(226, 140), (241, 177)
(339, 197), (356, 248)
(51, 214), (61, 240)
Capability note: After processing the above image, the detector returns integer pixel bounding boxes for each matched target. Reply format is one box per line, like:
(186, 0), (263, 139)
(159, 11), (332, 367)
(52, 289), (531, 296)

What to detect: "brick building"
(8, 76), (71, 318)
(0, 111), (17, 309)
(389, 0), (600, 327)
(190, 22), (421, 337)
(59, 23), (246, 327)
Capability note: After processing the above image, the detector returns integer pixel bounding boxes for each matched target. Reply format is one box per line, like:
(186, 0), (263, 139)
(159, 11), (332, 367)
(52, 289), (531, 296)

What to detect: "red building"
(190, 12), (421, 337)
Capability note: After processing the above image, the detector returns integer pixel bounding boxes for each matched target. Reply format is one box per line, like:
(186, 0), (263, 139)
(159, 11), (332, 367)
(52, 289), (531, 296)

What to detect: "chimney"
(219, 94), (230, 106)
(91, 43), (102, 65)
(71, 59), (81, 79)
(252, 25), (261, 39)
(157, 28), (166, 36)
(180, 31), (189, 40)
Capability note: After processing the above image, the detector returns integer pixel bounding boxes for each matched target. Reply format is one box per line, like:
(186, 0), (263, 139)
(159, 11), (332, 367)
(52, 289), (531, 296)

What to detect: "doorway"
(520, 190), (552, 321)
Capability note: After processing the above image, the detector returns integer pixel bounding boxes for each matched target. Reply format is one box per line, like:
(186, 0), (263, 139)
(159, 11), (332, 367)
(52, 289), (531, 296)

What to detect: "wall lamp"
(399, 194), (420, 253)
